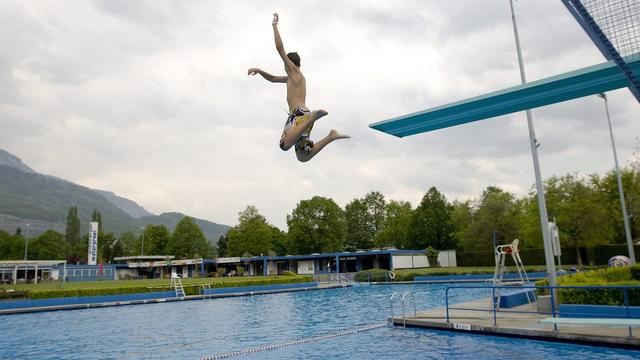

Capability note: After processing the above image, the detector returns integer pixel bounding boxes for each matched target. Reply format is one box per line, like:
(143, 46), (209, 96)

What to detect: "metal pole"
(141, 226), (145, 256)
(24, 223), (30, 261)
(509, 0), (557, 287)
(597, 93), (636, 264)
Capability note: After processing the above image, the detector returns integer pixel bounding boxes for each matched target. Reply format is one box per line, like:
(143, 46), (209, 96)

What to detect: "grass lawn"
(0, 275), (312, 298)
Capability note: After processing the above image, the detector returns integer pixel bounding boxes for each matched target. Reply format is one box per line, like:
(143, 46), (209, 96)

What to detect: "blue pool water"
(1, 284), (638, 359)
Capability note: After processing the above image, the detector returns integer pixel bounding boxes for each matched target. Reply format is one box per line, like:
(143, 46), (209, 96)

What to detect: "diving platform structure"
(369, 55), (640, 137)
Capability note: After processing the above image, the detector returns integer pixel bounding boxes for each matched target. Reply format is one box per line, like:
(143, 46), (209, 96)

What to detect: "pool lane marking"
(200, 322), (388, 360)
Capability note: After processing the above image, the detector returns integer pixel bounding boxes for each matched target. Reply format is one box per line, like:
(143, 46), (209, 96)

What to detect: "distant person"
(248, 13), (350, 162)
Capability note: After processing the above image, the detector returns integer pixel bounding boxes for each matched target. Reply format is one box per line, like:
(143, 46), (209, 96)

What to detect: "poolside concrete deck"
(390, 298), (640, 348)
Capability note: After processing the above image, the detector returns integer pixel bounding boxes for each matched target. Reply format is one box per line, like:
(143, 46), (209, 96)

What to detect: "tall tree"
(216, 234), (228, 258)
(522, 174), (614, 265)
(451, 200), (473, 250)
(286, 196), (345, 254)
(167, 216), (213, 259)
(461, 186), (521, 251)
(374, 200), (412, 249)
(591, 167), (640, 244)
(118, 231), (138, 256)
(344, 199), (370, 251)
(140, 224), (171, 255)
(226, 206), (274, 257)
(345, 191), (387, 251)
(65, 206), (81, 245)
(29, 230), (69, 260)
(91, 209), (103, 233)
(408, 187), (456, 250)
(0, 229), (24, 260)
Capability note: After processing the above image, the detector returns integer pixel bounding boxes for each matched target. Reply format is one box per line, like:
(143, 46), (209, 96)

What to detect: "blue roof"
(204, 249), (425, 264)
(369, 54), (640, 137)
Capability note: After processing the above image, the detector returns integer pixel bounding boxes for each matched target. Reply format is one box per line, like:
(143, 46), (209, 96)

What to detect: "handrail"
(445, 284), (640, 335)
(200, 284), (211, 299)
(390, 292), (402, 325)
(401, 292), (417, 328)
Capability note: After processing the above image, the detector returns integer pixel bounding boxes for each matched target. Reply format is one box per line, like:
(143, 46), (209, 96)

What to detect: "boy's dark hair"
(287, 52), (300, 67)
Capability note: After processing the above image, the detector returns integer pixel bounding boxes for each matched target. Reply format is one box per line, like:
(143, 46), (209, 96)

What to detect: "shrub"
(354, 269), (389, 282)
(630, 265), (640, 281)
(541, 266), (640, 305)
(426, 247), (439, 267)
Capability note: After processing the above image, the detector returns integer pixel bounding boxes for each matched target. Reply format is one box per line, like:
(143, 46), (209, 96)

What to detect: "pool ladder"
(390, 291), (416, 328)
(200, 284), (211, 299)
(171, 275), (185, 298)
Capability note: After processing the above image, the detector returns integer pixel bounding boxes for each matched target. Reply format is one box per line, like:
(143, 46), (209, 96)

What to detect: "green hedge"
(354, 269), (389, 282)
(536, 265), (640, 305)
(25, 276), (313, 299)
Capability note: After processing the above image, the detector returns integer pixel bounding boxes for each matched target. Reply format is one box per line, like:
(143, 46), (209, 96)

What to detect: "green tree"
(270, 225), (287, 256)
(451, 200), (473, 250)
(345, 199), (369, 251)
(374, 200), (412, 249)
(591, 167), (640, 244)
(98, 232), (117, 263)
(286, 196), (345, 254)
(461, 186), (521, 251)
(29, 230), (69, 260)
(118, 231), (138, 256)
(408, 187), (456, 250)
(91, 209), (103, 233)
(226, 206), (274, 257)
(344, 191), (387, 251)
(65, 206), (81, 245)
(167, 216), (213, 259)
(216, 234), (228, 257)
(0, 229), (23, 260)
(140, 224), (171, 255)
(522, 174), (613, 265)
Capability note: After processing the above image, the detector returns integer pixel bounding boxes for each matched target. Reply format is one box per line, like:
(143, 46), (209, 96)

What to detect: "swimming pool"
(1, 284), (638, 359)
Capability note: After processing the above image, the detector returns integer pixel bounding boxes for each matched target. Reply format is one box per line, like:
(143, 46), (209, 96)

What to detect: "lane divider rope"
(200, 322), (388, 360)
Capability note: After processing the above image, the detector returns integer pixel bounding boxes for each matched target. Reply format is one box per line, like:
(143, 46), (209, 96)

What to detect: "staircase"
(171, 275), (185, 298)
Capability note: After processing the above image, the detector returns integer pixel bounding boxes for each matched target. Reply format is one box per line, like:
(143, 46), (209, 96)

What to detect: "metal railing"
(390, 291), (417, 328)
(445, 284), (640, 336)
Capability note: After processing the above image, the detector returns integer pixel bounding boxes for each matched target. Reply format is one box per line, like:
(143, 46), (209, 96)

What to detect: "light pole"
(508, 0), (557, 287)
(140, 226), (145, 256)
(23, 223), (30, 261)
(597, 93), (636, 264)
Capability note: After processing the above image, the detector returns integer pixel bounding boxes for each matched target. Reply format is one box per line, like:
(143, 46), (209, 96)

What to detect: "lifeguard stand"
(492, 239), (532, 308)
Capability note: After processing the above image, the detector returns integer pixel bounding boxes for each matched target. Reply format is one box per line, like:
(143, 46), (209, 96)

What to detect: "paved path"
(391, 297), (640, 348)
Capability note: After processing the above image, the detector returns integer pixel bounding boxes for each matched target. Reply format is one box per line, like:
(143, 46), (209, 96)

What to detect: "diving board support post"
(508, 0), (557, 288)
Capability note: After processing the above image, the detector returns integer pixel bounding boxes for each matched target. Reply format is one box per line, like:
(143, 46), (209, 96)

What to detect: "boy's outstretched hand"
(272, 13), (279, 26)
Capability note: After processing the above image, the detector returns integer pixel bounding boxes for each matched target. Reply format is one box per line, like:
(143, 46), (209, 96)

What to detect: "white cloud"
(1, 0), (639, 229)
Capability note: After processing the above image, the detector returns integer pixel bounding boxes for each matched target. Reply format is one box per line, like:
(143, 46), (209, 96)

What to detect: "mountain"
(0, 149), (36, 174)
(95, 190), (154, 218)
(0, 150), (230, 243)
(140, 212), (230, 242)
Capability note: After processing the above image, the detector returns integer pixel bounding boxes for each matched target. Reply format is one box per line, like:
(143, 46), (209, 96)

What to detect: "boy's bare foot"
(329, 129), (350, 140)
(312, 109), (328, 120)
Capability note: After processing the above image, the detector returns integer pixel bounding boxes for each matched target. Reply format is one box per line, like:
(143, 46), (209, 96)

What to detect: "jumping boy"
(248, 13), (349, 162)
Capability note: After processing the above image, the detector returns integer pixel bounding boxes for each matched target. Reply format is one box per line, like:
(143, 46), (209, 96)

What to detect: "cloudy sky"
(1, 0), (639, 229)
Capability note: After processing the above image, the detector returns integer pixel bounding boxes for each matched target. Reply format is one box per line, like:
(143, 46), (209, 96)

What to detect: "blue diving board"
(369, 54), (640, 138)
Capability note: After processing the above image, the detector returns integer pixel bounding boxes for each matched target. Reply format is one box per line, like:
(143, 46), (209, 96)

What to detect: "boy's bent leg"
(282, 109), (328, 149)
(295, 129), (350, 162)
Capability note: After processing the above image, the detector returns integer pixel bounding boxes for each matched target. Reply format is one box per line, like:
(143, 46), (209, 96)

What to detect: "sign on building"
(88, 222), (99, 265)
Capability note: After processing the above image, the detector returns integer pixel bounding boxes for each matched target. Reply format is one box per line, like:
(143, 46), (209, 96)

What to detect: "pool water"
(1, 284), (638, 359)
